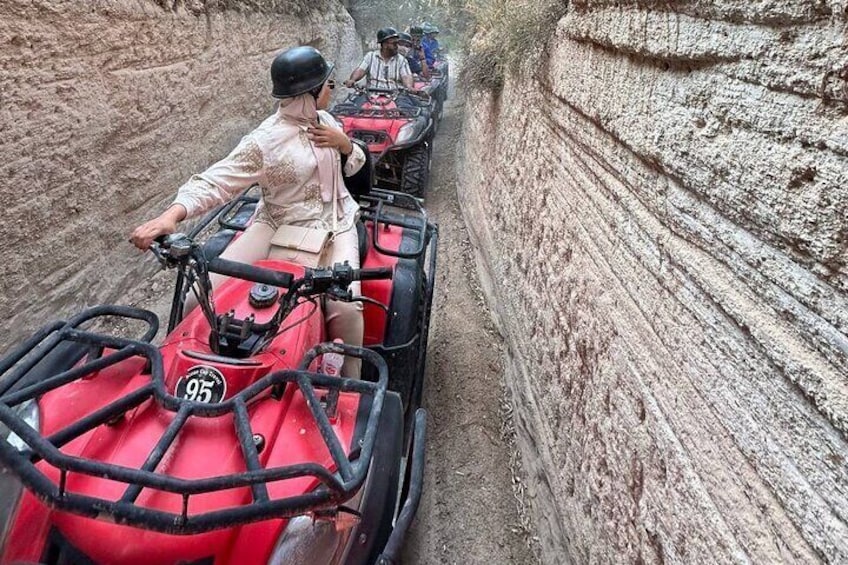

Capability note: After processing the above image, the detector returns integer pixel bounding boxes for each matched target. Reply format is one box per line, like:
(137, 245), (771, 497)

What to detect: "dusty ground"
(401, 81), (539, 565)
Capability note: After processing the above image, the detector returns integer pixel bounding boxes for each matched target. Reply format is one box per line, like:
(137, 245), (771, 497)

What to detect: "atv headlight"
(0, 400), (39, 552)
(267, 516), (352, 565)
(1, 400), (40, 451)
(395, 120), (421, 145)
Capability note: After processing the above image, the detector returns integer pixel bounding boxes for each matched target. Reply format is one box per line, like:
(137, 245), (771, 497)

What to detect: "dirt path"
(402, 81), (539, 565)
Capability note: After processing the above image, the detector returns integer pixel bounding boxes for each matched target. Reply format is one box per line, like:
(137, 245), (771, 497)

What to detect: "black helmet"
(377, 27), (399, 44)
(270, 46), (334, 99)
(398, 32), (412, 46)
(409, 26), (424, 37)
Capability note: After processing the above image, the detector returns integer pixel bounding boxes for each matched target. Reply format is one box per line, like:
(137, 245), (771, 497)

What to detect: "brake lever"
(149, 242), (170, 269)
(326, 285), (353, 302)
(150, 233), (193, 269)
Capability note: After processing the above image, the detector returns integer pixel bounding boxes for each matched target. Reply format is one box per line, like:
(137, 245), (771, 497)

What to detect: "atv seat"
(344, 138), (374, 201)
(201, 200), (258, 260)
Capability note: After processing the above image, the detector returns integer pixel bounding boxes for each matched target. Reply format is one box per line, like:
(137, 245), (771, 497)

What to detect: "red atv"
(0, 160), (438, 565)
(412, 76), (445, 134)
(332, 87), (434, 196)
(429, 59), (449, 106)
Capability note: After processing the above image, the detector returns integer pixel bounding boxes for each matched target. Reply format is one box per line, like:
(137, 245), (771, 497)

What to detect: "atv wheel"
(400, 143), (431, 196)
(345, 393), (404, 564)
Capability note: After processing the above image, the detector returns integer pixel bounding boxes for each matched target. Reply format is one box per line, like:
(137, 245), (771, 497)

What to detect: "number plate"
(175, 366), (227, 404)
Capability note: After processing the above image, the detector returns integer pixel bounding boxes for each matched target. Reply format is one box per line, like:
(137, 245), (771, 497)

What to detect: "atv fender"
(344, 391), (403, 564)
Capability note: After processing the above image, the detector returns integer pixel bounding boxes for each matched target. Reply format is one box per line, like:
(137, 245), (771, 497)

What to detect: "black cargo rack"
(332, 105), (422, 120)
(359, 188), (435, 260)
(0, 311), (389, 535)
(356, 188), (439, 447)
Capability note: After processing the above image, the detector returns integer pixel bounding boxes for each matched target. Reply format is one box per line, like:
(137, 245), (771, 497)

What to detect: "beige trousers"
(190, 222), (364, 377)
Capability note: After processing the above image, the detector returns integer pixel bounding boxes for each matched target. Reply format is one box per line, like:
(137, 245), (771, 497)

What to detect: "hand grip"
(354, 267), (393, 281)
(208, 258), (293, 288)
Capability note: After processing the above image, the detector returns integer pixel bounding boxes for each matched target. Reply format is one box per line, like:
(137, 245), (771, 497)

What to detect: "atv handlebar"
(359, 86), (396, 94)
(150, 234), (394, 357)
(207, 258), (294, 289)
(354, 266), (393, 281)
(152, 234), (392, 290)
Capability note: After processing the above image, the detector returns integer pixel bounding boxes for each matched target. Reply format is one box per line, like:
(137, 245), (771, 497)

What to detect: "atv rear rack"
(360, 189), (434, 260)
(0, 311), (390, 535)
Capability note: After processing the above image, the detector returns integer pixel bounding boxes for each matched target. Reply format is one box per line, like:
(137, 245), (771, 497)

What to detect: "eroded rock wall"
(461, 1), (848, 562)
(0, 0), (360, 347)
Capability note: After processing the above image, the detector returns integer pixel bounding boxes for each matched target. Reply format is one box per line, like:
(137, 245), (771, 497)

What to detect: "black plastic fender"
(345, 392), (404, 565)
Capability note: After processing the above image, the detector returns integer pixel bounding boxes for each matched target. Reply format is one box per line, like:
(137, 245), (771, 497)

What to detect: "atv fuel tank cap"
(249, 283), (279, 309)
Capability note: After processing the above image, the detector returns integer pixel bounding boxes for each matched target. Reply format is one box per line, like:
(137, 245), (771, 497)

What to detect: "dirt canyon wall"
(461, 1), (848, 563)
(0, 0), (360, 346)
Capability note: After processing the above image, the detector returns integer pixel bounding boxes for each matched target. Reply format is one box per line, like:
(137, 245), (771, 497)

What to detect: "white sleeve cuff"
(344, 143), (366, 177)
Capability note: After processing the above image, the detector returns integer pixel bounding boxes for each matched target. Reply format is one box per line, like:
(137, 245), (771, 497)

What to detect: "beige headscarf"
(279, 93), (340, 205)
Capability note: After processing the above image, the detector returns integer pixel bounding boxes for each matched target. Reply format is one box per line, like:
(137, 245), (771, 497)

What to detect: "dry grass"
(462, 0), (569, 91)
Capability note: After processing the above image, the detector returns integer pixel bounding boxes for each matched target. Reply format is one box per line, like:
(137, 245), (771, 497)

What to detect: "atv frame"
(0, 181), (438, 565)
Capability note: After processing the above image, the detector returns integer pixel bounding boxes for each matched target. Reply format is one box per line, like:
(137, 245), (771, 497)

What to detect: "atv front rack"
(0, 312), (390, 535)
(0, 306), (158, 394)
(332, 104), (422, 120)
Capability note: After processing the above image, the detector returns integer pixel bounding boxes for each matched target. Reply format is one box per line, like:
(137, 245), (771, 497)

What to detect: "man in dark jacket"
(407, 27), (431, 79)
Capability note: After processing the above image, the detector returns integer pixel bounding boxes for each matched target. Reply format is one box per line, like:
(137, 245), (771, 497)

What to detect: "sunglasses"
(326, 79), (336, 90)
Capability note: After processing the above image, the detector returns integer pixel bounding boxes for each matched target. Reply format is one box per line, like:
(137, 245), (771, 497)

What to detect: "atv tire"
(345, 393), (404, 564)
(400, 143), (431, 196)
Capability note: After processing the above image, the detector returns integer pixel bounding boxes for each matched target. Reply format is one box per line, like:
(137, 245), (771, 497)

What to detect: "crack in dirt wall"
(460, 1), (848, 562)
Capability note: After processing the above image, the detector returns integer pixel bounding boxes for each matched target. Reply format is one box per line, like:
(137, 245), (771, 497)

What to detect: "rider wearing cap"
(344, 27), (416, 92)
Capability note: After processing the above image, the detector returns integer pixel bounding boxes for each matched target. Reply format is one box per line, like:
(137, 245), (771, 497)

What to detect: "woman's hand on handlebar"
(130, 217), (177, 251)
(129, 204), (186, 251)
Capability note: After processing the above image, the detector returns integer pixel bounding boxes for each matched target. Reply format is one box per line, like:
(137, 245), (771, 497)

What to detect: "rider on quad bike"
(335, 28), (435, 196)
(343, 27), (423, 103)
(404, 27), (447, 129)
(0, 45), (437, 565)
(399, 31), (430, 80)
(419, 23), (448, 105)
(132, 46), (367, 377)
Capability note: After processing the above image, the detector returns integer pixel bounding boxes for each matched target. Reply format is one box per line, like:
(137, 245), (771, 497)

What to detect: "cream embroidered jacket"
(173, 108), (366, 233)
